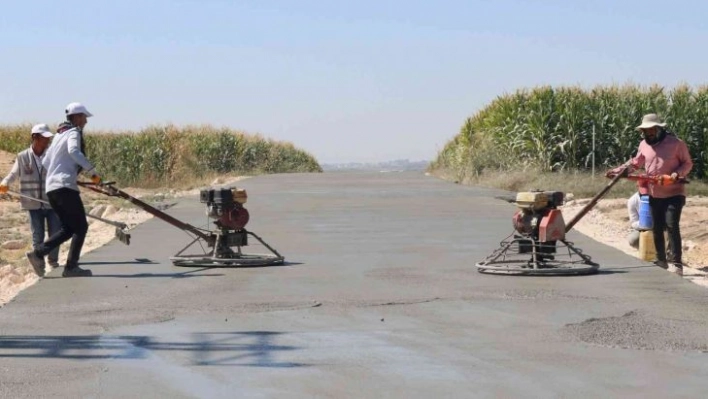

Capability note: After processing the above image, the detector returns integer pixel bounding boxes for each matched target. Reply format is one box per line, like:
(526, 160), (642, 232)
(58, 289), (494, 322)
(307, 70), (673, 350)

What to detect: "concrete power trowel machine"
(170, 186), (285, 267)
(80, 182), (284, 267)
(476, 167), (633, 275)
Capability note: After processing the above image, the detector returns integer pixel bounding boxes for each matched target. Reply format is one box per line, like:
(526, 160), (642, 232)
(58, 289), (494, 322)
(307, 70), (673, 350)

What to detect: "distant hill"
(322, 159), (429, 172)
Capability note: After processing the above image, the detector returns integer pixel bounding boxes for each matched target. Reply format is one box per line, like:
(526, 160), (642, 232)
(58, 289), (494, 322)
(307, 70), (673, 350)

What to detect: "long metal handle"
(79, 182), (212, 242)
(6, 190), (51, 206)
(6, 190), (128, 230)
(564, 164), (629, 233)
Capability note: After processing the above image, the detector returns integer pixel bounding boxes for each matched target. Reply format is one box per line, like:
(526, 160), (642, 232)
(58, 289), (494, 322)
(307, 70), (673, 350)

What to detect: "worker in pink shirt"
(608, 113), (693, 275)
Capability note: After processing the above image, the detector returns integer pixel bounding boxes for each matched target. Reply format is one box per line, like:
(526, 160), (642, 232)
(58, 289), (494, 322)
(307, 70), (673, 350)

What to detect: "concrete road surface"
(1, 172), (708, 398)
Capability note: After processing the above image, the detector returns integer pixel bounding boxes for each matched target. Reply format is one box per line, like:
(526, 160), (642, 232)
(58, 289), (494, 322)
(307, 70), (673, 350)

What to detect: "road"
(1, 172), (708, 398)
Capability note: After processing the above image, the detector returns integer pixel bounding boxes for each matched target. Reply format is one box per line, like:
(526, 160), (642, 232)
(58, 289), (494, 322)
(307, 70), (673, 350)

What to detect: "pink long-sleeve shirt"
(627, 134), (693, 198)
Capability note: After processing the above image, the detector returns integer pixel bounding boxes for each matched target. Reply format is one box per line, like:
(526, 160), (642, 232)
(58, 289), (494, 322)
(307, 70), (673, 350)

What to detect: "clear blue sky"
(2, 1), (707, 163)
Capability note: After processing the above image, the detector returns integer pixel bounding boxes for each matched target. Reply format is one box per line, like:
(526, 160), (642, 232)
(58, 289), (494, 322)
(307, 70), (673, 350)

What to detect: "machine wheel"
(170, 229), (285, 268)
(170, 253), (284, 268)
(476, 260), (599, 276)
(475, 234), (600, 276)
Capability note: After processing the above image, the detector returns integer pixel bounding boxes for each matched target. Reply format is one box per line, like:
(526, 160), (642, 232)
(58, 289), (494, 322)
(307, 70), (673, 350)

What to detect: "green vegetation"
(430, 84), (708, 193)
(434, 167), (708, 199)
(0, 124), (321, 187)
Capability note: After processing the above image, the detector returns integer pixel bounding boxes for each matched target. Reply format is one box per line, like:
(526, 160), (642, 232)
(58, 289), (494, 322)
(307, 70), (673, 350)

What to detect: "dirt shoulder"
(561, 196), (708, 287)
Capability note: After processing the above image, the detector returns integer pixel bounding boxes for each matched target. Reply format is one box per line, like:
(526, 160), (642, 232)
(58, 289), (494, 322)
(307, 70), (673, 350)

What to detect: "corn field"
(0, 124), (322, 187)
(431, 84), (708, 180)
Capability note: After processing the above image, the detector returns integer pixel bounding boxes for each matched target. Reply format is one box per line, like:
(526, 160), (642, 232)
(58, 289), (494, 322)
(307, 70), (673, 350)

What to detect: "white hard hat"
(65, 102), (94, 117)
(30, 123), (54, 138)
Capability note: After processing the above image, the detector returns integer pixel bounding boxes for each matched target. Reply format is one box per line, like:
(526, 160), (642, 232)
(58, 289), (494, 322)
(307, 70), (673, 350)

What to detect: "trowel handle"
(565, 164), (629, 233)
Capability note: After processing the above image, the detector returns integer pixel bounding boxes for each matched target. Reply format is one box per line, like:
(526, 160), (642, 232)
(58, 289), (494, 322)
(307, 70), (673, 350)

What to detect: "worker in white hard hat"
(26, 102), (102, 278)
(1, 124), (62, 270)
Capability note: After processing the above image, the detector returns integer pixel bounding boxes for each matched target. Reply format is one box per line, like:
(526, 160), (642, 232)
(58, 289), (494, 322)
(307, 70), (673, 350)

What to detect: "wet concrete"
(2, 172), (708, 398)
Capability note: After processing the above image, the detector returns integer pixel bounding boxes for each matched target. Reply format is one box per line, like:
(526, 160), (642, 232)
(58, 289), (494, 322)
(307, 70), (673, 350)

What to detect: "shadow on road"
(599, 265), (656, 271)
(43, 267), (225, 279)
(237, 261), (305, 269)
(79, 258), (158, 266)
(76, 259), (305, 270)
(0, 331), (306, 368)
(594, 269), (630, 275)
(175, 261), (306, 269)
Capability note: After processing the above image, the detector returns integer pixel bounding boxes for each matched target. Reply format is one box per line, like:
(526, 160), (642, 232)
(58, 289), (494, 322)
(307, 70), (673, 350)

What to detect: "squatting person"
(626, 190), (641, 249)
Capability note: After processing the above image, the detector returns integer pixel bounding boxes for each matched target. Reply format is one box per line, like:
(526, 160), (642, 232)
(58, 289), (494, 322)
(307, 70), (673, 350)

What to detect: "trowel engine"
(201, 187), (250, 230)
(511, 191), (566, 257)
(198, 187), (252, 258)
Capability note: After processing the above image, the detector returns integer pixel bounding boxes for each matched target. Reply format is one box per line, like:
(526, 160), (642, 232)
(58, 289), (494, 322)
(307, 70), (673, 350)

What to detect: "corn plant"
(432, 84), (708, 180)
(0, 124), (322, 187)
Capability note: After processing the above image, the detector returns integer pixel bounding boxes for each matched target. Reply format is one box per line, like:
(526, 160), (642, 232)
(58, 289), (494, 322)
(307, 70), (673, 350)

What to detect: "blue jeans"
(29, 208), (61, 265)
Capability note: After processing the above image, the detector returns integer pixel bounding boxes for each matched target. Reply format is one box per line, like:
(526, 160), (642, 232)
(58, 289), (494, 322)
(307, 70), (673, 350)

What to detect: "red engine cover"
(512, 210), (535, 235)
(539, 209), (565, 242)
(218, 206), (250, 230)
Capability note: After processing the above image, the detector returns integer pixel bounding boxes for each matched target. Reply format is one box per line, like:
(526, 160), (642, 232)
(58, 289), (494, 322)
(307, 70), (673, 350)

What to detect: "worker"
(608, 113), (693, 276)
(25, 103), (102, 278)
(0, 124), (61, 270)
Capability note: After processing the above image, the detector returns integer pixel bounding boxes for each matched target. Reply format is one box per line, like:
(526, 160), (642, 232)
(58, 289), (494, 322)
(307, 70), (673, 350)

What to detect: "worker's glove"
(656, 173), (681, 186)
(0, 184), (8, 194)
(90, 174), (102, 185)
(605, 166), (629, 178)
(654, 174), (677, 186)
(604, 170), (621, 178)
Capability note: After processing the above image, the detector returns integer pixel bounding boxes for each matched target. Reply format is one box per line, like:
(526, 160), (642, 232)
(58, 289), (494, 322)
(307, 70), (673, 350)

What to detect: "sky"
(2, 0), (708, 163)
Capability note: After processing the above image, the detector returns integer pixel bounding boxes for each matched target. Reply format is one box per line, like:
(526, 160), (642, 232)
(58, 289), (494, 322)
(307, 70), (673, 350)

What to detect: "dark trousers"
(649, 195), (685, 264)
(35, 188), (88, 268)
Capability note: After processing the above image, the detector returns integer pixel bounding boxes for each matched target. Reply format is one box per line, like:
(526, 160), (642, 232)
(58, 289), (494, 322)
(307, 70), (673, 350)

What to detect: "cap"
(65, 102), (94, 117)
(30, 123), (54, 138)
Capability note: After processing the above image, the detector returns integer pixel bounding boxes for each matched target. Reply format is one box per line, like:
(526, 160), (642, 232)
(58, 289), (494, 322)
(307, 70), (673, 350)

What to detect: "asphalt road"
(1, 172), (708, 398)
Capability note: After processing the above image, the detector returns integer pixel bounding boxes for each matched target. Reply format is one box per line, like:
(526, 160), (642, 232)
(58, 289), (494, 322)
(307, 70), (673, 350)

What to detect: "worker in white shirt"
(25, 103), (102, 278)
(0, 124), (61, 270)
(627, 181), (668, 256)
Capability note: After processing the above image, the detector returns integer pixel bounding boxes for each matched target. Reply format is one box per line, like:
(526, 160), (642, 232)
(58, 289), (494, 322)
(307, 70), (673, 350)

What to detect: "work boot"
(672, 262), (684, 277)
(62, 266), (93, 277)
(48, 261), (60, 269)
(654, 260), (669, 270)
(26, 251), (46, 277)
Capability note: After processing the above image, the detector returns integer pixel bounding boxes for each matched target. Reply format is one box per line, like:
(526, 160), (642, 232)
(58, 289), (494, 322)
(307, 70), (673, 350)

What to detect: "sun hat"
(636, 113), (666, 130)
